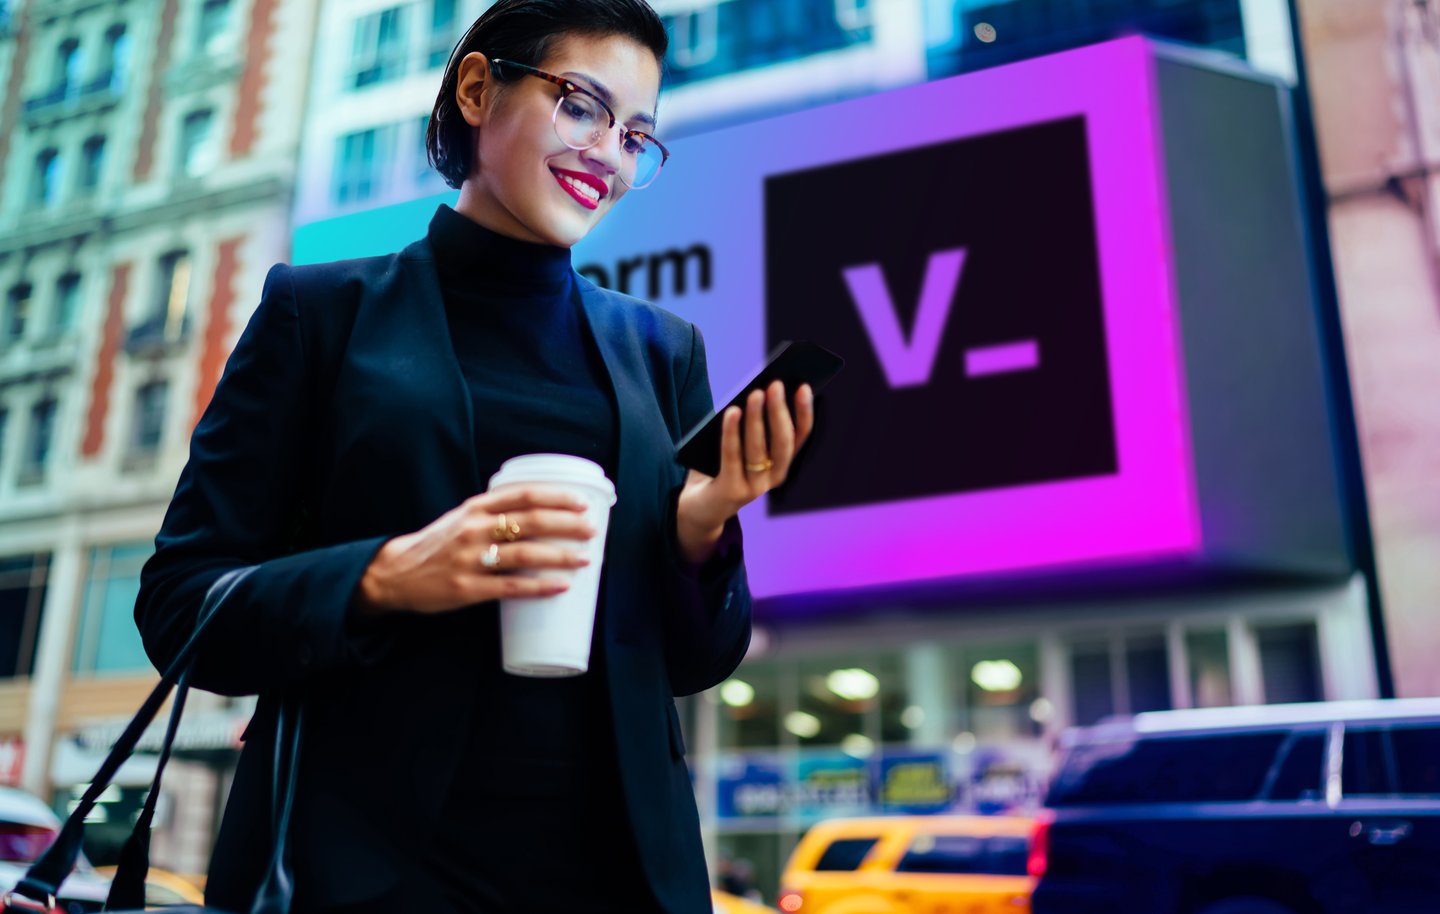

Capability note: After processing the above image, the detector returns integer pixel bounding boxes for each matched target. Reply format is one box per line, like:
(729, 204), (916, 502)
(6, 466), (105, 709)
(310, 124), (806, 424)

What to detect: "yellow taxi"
(714, 887), (782, 913)
(93, 866), (206, 907)
(777, 815), (1034, 914)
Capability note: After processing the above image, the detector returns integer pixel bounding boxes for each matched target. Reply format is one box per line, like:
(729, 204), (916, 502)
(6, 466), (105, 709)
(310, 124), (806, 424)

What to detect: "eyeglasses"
(489, 58), (670, 190)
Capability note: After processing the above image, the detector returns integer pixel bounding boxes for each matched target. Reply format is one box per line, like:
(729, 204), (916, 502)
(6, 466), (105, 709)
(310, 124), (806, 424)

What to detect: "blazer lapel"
(338, 237), (482, 526)
(575, 280), (677, 642)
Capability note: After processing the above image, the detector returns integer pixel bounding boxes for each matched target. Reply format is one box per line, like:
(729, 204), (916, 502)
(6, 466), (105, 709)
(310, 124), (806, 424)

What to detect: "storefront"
(687, 574), (1374, 894)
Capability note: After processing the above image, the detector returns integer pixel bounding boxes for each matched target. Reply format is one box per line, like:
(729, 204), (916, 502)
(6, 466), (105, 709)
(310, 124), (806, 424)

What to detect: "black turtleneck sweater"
(415, 204), (651, 912)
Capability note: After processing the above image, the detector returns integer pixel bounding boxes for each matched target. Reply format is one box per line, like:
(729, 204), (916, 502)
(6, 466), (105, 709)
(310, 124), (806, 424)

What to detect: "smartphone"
(676, 340), (845, 477)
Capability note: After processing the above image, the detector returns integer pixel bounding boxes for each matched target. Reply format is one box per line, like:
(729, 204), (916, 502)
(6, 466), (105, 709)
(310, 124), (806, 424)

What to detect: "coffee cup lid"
(488, 453), (616, 503)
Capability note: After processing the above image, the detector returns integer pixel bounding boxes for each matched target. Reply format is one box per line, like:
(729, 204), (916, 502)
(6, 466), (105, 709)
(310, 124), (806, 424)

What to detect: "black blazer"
(135, 234), (752, 913)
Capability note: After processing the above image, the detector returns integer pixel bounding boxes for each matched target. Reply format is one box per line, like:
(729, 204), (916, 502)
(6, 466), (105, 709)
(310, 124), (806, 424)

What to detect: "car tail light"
(1027, 812), (1052, 879)
(0, 822), (58, 864)
(778, 890), (804, 912)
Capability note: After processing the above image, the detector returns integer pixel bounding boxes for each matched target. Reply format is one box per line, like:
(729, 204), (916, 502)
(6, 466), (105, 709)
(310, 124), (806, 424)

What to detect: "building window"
(960, 642), (1042, 742)
(72, 542), (154, 675)
(717, 663), (781, 749)
(1257, 622), (1323, 704)
(1068, 632), (1173, 726)
(178, 109), (216, 177)
(4, 283), (31, 343)
(350, 7), (406, 89)
(152, 250), (191, 328)
(0, 553), (50, 679)
(415, 113), (437, 185)
(54, 38), (81, 97)
(427, 0), (457, 69)
(79, 136), (105, 192)
(51, 273), (81, 336)
(1186, 629), (1233, 707)
(129, 379), (169, 458)
(334, 125), (393, 204)
(19, 397), (58, 486)
(100, 25), (129, 91)
(129, 251), (192, 355)
(31, 148), (60, 208)
(196, 0), (232, 55)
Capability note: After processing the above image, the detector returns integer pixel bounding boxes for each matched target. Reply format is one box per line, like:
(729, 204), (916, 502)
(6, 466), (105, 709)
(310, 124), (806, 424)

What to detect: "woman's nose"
(582, 125), (623, 177)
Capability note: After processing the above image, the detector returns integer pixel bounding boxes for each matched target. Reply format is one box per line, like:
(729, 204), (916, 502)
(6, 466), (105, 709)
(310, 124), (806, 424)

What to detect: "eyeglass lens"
(553, 94), (664, 188)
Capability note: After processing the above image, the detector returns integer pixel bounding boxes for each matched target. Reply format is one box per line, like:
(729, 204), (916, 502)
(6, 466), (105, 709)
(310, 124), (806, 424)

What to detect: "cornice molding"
(0, 174), (291, 257)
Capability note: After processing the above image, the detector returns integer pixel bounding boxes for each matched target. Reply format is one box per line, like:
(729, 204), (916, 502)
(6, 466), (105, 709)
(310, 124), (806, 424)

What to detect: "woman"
(134, 1), (813, 912)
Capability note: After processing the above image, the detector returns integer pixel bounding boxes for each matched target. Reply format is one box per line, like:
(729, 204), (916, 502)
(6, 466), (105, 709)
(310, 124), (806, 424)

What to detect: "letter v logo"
(841, 248), (967, 388)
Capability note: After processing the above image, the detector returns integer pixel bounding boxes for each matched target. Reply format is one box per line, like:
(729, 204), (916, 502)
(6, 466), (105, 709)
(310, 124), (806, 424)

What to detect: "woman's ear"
(455, 51), (491, 128)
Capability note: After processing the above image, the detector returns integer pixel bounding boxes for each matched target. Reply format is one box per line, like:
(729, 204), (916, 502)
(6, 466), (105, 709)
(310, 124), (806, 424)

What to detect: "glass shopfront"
(693, 587), (1369, 904)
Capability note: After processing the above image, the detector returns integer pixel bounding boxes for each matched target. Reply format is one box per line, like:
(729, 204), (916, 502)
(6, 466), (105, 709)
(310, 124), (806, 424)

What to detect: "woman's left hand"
(675, 380), (815, 564)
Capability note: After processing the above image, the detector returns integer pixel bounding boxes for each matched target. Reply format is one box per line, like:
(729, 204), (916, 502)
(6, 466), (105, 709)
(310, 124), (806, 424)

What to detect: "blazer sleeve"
(660, 322), (753, 697)
(134, 263), (391, 697)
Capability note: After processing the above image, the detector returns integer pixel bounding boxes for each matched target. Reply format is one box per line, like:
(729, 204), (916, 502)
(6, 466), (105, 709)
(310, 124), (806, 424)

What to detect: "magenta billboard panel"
(573, 37), (1198, 598)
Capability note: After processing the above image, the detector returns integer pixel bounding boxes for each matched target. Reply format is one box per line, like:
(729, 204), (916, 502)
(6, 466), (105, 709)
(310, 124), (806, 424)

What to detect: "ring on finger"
(479, 542), (502, 569)
(492, 513), (521, 542)
(745, 458), (774, 473)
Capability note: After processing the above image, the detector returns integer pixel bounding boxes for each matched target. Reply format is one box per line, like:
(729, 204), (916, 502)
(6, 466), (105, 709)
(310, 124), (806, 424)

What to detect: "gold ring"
(745, 458), (774, 473)
(492, 513), (520, 542)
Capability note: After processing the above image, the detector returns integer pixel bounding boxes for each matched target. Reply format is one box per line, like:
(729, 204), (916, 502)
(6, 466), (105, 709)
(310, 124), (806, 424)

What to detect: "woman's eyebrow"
(561, 70), (658, 130)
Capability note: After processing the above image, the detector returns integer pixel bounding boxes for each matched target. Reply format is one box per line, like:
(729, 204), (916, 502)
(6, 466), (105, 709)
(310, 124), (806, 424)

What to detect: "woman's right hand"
(353, 486), (597, 617)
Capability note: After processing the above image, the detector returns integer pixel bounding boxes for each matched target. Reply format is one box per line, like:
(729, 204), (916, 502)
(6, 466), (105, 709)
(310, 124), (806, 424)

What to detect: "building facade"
(0, 0), (317, 873)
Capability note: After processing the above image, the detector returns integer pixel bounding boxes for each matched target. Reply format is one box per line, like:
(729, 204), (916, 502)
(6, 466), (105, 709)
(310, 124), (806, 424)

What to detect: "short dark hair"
(426, 0), (669, 189)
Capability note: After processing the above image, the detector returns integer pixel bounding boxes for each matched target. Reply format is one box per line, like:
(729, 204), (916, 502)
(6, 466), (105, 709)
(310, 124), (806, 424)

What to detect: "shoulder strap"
(9, 567), (255, 907)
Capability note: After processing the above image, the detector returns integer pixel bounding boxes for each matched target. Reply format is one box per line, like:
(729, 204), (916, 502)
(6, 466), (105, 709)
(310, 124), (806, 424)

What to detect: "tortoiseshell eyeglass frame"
(488, 57), (671, 187)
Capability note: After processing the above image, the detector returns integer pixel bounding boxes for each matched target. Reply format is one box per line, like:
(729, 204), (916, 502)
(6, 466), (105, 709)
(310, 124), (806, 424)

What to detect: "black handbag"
(2, 567), (300, 914)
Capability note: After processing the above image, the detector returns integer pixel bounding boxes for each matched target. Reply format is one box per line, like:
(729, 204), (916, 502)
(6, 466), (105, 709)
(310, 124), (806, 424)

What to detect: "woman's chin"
(540, 210), (600, 248)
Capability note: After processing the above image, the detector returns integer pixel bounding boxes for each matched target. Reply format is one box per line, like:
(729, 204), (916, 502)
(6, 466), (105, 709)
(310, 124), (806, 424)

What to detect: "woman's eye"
(622, 136), (644, 155)
(562, 99), (596, 122)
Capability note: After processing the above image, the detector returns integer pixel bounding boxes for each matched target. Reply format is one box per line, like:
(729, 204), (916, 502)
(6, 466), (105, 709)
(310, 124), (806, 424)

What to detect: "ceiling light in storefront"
(826, 668), (880, 701)
(719, 678), (755, 708)
(952, 731), (977, 754)
(785, 711), (823, 739)
(1029, 697), (1055, 723)
(841, 733), (875, 759)
(900, 705), (925, 729)
(971, 659), (1023, 692)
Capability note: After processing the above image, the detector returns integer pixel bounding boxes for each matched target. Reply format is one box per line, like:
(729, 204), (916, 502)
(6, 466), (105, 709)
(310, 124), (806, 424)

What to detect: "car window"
(1048, 731), (1287, 805)
(895, 834), (1029, 876)
(0, 821), (58, 863)
(1267, 732), (1326, 801)
(813, 837), (880, 871)
(1342, 728), (1394, 797)
(1391, 725), (1440, 797)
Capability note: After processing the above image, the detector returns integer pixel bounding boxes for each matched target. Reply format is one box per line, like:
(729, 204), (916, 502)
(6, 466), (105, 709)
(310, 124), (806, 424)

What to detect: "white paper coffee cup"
(487, 454), (617, 677)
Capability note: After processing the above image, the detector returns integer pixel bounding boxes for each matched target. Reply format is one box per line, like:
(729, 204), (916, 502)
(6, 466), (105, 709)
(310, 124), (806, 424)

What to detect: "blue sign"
(878, 751), (953, 814)
(793, 752), (871, 820)
(716, 754), (786, 820)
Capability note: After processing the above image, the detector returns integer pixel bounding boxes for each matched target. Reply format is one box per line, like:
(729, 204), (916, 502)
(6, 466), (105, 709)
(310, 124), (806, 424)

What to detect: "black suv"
(1030, 699), (1440, 914)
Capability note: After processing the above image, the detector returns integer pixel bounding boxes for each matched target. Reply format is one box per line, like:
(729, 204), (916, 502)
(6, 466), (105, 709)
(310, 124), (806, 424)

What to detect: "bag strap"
(8, 566), (259, 908)
(102, 661), (194, 909)
(246, 697), (302, 914)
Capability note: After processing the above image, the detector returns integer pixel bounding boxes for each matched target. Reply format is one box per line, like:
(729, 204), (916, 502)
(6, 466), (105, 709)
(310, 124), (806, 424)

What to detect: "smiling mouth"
(551, 168), (604, 210)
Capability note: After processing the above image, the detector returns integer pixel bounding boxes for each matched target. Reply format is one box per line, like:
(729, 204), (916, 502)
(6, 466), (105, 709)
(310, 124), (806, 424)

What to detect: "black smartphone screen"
(675, 340), (844, 477)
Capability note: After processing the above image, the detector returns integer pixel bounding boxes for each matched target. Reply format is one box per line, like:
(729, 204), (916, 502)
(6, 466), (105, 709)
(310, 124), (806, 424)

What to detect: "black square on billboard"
(765, 115), (1117, 515)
